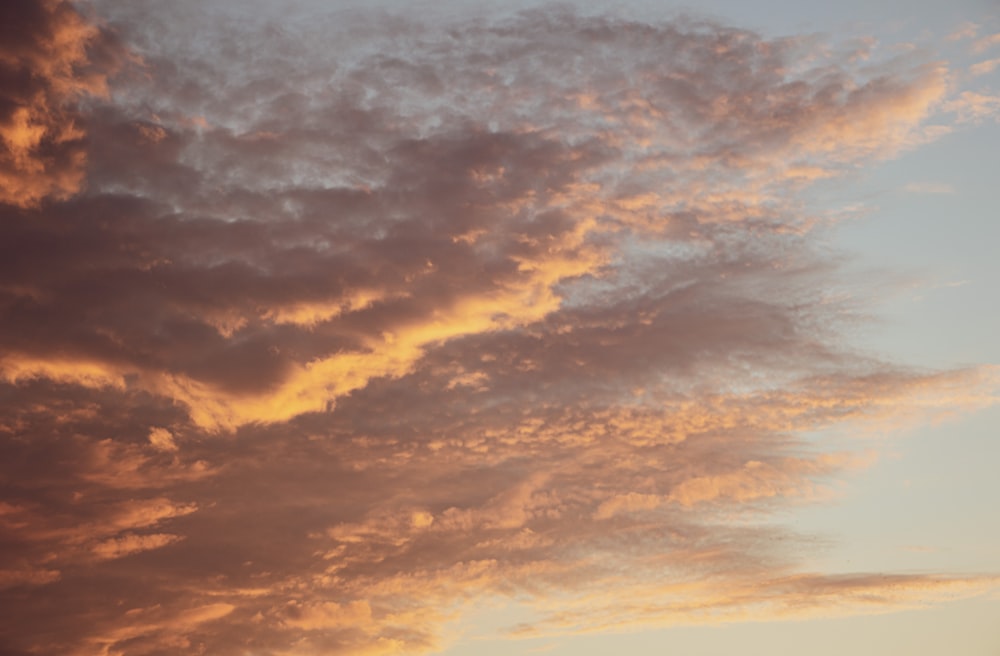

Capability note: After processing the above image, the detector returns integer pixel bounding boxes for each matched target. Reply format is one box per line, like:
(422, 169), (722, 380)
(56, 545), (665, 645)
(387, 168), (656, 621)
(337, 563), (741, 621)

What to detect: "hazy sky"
(1, 1), (998, 655)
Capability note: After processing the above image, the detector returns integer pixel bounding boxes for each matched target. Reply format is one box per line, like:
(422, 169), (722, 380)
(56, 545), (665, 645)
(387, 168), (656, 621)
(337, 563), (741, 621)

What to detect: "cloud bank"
(0, 1), (997, 654)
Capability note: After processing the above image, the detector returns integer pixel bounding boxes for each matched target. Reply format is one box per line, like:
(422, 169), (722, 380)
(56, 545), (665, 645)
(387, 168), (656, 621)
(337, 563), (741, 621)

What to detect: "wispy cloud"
(947, 21), (979, 42)
(902, 181), (956, 194)
(972, 32), (1000, 54)
(0, 2), (996, 655)
(943, 90), (1000, 123)
(970, 58), (1000, 77)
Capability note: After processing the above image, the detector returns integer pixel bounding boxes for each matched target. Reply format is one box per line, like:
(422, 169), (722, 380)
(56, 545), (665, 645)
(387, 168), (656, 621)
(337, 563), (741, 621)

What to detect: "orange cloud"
(0, 0), (121, 207)
(91, 532), (184, 560)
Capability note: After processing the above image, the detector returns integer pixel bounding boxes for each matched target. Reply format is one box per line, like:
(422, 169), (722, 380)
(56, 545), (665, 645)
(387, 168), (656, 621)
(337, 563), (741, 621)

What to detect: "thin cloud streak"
(902, 181), (956, 194)
(0, 2), (997, 655)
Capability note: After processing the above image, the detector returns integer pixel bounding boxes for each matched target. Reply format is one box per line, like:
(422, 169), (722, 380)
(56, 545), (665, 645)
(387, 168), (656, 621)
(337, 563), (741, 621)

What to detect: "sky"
(0, 0), (998, 655)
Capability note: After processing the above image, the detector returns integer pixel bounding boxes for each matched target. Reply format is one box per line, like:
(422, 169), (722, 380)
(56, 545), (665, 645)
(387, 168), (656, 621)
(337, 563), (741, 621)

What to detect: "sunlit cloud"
(970, 57), (1000, 77)
(0, 0), (124, 207)
(0, 1), (997, 655)
(947, 21), (979, 42)
(944, 90), (1000, 123)
(972, 31), (1000, 54)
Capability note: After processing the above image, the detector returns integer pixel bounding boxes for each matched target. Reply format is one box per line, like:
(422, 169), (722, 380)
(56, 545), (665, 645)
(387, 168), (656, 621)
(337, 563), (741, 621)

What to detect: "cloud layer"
(1, 2), (997, 654)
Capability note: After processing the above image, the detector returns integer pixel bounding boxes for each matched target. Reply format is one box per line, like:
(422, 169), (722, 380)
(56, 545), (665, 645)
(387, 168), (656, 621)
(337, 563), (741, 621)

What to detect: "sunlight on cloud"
(0, 0), (121, 207)
(0, 1), (997, 654)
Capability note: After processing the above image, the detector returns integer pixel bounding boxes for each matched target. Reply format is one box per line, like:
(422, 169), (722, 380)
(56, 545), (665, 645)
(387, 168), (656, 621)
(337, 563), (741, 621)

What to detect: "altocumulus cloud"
(0, 1), (998, 654)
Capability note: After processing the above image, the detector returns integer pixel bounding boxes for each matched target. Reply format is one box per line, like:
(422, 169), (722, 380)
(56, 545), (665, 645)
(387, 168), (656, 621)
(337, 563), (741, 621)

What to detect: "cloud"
(91, 532), (184, 560)
(970, 57), (1000, 77)
(282, 600), (375, 631)
(947, 21), (979, 42)
(75, 602), (237, 656)
(0, 566), (61, 590)
(509, 573), (1000, 636)
(972, 32), (1000, 54)
(944, 90), (1000, 123)
(0, 0), (124, 207)
(0, 5), (958, 431)
(902, 181), (956, 194)
(0, 2), (997, 655)
(148, 426), (178, 451)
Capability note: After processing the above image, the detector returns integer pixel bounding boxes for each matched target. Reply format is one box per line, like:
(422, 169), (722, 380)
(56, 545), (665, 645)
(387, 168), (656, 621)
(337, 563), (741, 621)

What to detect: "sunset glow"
(1, 1), (998, 654)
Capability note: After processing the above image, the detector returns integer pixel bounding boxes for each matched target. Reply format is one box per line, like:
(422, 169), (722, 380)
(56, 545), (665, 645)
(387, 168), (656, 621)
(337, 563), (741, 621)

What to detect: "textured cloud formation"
(0, 2), (997, 655)
(0, 0), (123, 207)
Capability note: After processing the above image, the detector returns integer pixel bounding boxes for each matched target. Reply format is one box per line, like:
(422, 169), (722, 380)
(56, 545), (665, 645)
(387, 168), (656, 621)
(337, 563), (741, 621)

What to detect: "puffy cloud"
(0, 2), (997, 655)
(0, 0), (123, 207)
(147, 426), (178, 452)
